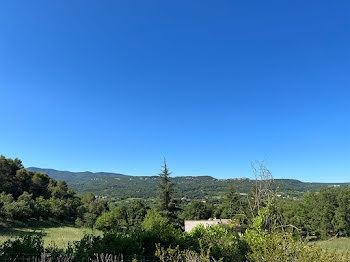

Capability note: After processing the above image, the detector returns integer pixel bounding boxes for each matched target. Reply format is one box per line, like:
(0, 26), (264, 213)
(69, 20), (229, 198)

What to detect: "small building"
(184, 219), (232, 232)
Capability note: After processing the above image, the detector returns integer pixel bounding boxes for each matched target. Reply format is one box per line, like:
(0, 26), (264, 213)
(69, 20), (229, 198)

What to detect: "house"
(184, 218), (232, 232)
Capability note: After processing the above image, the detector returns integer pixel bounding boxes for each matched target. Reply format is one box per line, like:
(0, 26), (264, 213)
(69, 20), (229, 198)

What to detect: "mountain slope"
(26, 167), (350, 202)
(26, 167), (128, 183)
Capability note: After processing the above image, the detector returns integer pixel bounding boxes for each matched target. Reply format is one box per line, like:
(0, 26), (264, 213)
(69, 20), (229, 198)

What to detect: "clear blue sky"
(1, 1), (349, 182)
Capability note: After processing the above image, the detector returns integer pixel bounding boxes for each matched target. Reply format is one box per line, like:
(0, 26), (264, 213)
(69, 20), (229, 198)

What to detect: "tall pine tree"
(158, 158), (182, 227)
(158, 158), (174, 213)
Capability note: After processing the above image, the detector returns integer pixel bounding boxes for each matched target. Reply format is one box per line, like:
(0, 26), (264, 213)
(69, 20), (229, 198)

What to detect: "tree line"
(279, 186), (350, 239)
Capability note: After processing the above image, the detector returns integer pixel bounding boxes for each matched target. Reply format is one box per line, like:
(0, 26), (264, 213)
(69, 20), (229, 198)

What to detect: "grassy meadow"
(0, 221), (102, 248)
(312, 237), (350, 254)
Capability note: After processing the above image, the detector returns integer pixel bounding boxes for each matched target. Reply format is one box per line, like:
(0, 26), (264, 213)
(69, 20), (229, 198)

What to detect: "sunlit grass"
(312, 237), (350, 254)
(0, 222), (102, 248)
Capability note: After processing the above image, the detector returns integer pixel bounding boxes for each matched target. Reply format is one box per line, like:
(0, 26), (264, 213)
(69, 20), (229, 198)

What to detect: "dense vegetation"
(279, 187), (350, 239)
(3, 156), (350, 261)
(0, 156), (107, 227)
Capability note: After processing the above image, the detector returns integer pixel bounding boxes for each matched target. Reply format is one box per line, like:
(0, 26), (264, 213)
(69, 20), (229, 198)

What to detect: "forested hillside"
(0, 156), (108, 227)
(28, 167), (350, 202)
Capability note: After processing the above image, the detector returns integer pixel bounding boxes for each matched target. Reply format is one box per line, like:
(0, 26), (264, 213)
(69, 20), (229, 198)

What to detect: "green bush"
(0, 234), (44, 261)
(185, 224), (248, 262)
(72, 231), (143, 261)
(244, 229), (350, 261)
(243, 200), (350, 262)
(155, 243), (222, 262)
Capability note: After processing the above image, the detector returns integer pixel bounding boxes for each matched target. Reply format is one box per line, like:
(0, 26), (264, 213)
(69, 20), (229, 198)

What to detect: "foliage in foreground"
(242, 199), (350, 262)
(3, 208), (350, 262)
(156, 243), (221, 262)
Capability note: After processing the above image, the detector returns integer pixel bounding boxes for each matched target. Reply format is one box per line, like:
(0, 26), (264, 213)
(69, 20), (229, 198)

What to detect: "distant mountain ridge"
(26, 167), (350, 202)
(26, 167), (128, 182)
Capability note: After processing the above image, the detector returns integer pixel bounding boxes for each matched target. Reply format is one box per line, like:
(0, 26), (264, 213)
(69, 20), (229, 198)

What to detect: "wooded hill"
(27, 167), (350, 202)
(0, 156), (108, 226)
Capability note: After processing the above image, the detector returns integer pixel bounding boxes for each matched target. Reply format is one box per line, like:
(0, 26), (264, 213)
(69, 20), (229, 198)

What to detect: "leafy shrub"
(185, 224), (248, 262)
(72, 231), (143, 261)
(0, 234), (44, 261)
(244, 229), (350, 261)
(155, 243), (222, 262)
(243, 200), (350, 261)
(95, 211), (118, 231)
(141, 209), (183, 255)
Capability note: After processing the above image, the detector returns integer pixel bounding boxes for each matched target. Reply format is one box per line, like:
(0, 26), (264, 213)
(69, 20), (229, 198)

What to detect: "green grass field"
(312, 237), (350, 254)
(0, 221), (102, 249)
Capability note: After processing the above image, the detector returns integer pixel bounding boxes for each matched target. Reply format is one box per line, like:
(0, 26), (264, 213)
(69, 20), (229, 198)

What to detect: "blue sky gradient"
(1, 1), (349, 182)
